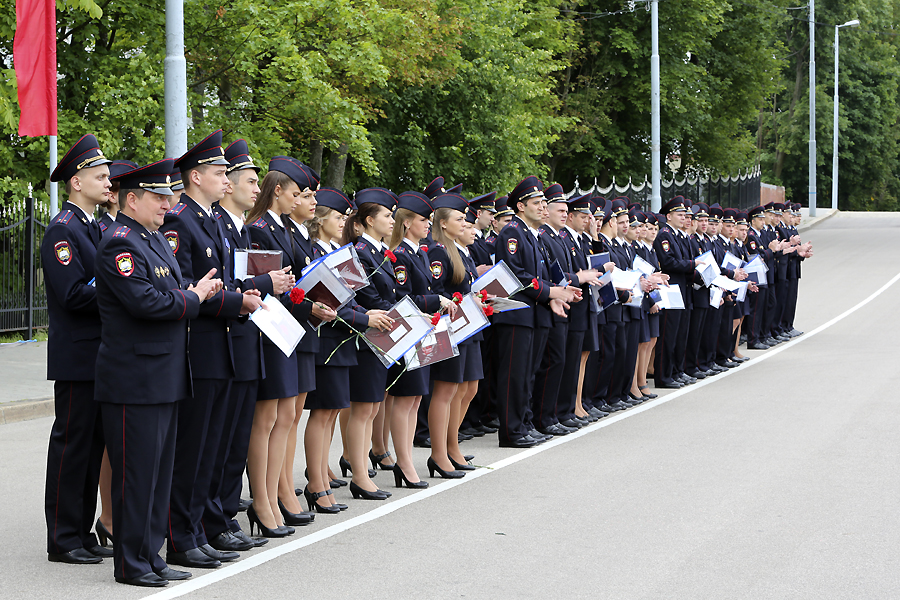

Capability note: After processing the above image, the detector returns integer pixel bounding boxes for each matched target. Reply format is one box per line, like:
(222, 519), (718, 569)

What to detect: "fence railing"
(566, 165), (762, 211)
(0, 197), (50, 337)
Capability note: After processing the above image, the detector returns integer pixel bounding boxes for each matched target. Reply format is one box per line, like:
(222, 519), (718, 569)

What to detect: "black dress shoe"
(167, 547), (221, 569)
(528, 428), (552, 441)
(717, 360), (739, 368)
(610, 400), (633, 410)
(200, 543), (238, 562)
(560, 418), (584, 429)
(48, 548), (102, 564)
(115, 572), (168, 587)
(739, 334), (747, 345)
(413, 437), (431, 448)
(87, 545), (114, 557)
(747, 342), (770, 350)
(788, 328), (803, 337)
(459, 426), (484, 438)
(464, 454), (475, 462)
(764, 337), (779, 345)
(477, 423), (499, 434)
(232, 529), (268, 548)
(238, 498), (251, 512)
(587, 406), (607, 419)
(656, 381), (683, 389)
(597, 403), (617, 413)
(210, 531), (253, 552)
(349, 481), (390, 499)
(499, 435), (539, 448)
(458, 431), (474, 442)
(155, 566), (192, 581)
(486, 417), (500, 428)
(685, 370), (707, 379)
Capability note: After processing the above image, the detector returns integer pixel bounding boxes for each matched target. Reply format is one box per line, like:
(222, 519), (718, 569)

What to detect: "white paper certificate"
(249, 294), (306, 357)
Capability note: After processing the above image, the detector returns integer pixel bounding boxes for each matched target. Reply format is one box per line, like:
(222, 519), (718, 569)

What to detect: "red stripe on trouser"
(503, 328), (515, 441)
(52, 383), (74, 553)
(121, 404), (126, 579)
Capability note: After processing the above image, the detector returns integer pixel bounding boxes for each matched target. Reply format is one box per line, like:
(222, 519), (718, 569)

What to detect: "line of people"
(41, 131), (812, 587)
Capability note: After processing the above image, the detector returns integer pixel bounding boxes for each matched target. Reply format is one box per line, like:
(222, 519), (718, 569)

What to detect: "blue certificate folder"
(549, 260), (567, 286)
(589, 252), (610, 271)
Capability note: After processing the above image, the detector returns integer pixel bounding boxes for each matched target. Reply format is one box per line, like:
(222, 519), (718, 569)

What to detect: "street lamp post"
(831, 19), (860, 211)
(808, 0), (816, 217)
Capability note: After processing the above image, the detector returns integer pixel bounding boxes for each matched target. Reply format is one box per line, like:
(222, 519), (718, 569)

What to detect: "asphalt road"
(1, 211), (898, 600)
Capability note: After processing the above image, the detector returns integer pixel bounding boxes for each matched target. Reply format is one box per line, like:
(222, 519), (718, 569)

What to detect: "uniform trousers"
(522, 326), (549, 430)
(531, 322), (568, 429)
(45, 380), (104, 554)
(674, 305), (691, 375)
(747, 288), (767, 344)
(654, 309), (681, 385)
(168, 378), (232, 552)
(102, 401), (177, 580)
(586, 321), (618, 406)
(782, 278), (800, 331)
(714, 299), (735, 363)
(557, 329), (586, 422)
(203, 379), (257, 539)
(763, 283), (778, 338)
(612, 319), (640, 401)
(495, 324), (536, 444)
(772, 278), (789, 335)
(685, 306), (708, 373)
(701, 302), (723, 370)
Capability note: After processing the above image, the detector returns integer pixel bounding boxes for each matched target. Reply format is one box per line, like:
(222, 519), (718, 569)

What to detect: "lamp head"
(841, 19), (860, 28)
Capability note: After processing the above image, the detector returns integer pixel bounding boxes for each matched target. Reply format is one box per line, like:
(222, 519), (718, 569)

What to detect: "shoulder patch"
(394, 265), (408, 285)
(112, 226), (131, 239)
(749, 241), (757, 250)
(560, 229), (569, 238)
(167, 203), (187, 216)
(394, 245), (407, 254)
(661, 240), (670, 252)
(251, 218), (267, 229)
(163, 230), (179, 253)
(538, 229), (545, 236)
(54, 240), (72, 265)
(507, 238), (518, 255)
(430, 261), (443, 280)
(355, 241), (367, 251)
(508, 220), (519, 228)
(215, 212), (223, 220)
(99, 221), (108, 232)
(115, 252), (134, 277)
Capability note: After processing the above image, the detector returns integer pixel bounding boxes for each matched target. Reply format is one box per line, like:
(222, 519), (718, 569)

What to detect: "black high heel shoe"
(448, 456), (476, 471)
(426, 456), (465, 479)
(339, 456), (377, 479)
(349, 481), (389, 500)
(95, 519), (114, 547)
(325, 489), (348, 510)
(246, 505), (291, 538)
(369, 450), (395, 471)
(304, 487), (341, 514)
(278, 499), (314, 526)
(393, 464), (428, 489)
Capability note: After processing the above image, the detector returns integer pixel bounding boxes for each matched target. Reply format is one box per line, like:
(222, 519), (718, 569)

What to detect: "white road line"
(148, 270), (900, 599)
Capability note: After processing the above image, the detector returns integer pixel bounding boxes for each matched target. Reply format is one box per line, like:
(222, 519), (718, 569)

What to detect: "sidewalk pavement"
(0, 207), (840, 426)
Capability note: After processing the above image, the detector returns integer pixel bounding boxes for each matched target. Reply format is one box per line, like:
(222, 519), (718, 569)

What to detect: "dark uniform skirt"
(387, 361), (430, 397)
(463, 340), (484, 381)
(306, 366), (350, 410)
(348, 347), (388, 403)
(430, 343), (469, 384)
(258, 342), (299, 400)
(640, 312), (661, 343)
(296, 351), (316, 394)
(583, 319), (600, 352)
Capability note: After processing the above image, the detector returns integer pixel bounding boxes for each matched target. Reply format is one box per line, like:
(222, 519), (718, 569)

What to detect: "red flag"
(13, 0), (57, 137)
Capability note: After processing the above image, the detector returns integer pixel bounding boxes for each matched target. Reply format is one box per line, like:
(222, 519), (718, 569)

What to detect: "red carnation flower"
(431, 313), (441, 326)
(290, 287), (305, 304)
(531, 278), (539, 288)
(452, 292), (463, 304)
(482, 305), (494, 317)
(385, 250), (397, 263)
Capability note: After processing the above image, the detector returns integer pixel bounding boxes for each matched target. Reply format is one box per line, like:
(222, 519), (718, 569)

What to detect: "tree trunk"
(324, 143), (348, 189)
(308, 141), (324, 174)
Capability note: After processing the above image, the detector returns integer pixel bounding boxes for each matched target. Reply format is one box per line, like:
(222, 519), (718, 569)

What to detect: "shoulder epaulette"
(112, 226), (131, 238)
(394, 245), (407, 254)
(167, 203), (187, 216)
(214, 212), (223, 220)
(508, 221), (519, 228)
(52, 210), (74, 225)
(559, 229), (569, 238)
(99, 221), (108, 232)
(355, 241), (367, 250)
(251, 218), (267, 229)
(538, 229), (546, 236)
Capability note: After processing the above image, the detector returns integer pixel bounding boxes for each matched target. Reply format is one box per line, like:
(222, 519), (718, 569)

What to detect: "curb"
(0, 397), (53, 425)
(798, 209), (838, 232)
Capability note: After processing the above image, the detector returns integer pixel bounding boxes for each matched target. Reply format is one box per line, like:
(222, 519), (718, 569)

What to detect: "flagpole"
(49, 134), (58, 217)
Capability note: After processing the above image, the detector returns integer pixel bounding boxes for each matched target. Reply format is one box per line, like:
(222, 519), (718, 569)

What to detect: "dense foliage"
(0, 0), (897, 208)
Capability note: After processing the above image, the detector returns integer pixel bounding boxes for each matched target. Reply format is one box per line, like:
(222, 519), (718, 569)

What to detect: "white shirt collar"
(599, 231), (612, 244)
(455, 241), (469, 257)
(221, 206), (244, 233)
(362, 232), (384, 251)
(528, 226), (540, 239)
(290, 218), (309, 240)
(474, 229), (483, 239)
(564, 225), (580, 239)
(106, 213), (115, 222)
(402, 238), (419, 254)
(267, 209), (285, 228)
(316, 239), (332, 253)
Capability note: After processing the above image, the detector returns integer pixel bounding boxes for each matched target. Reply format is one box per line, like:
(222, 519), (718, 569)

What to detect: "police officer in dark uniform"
(685, 203), (711, 379)
(163, 130), (266, 568)
(99, 160), (137, 235)
(745, 205), (774, 349)
(493, 177), (578, 447)
(43, 135), (111, 565)
(96, 158), (222, 586)
(467, 192), (497, 267)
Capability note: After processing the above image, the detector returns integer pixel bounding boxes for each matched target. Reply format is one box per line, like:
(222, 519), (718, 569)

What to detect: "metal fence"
(0, 197), (50, 336)
(565, 165), (762, 211)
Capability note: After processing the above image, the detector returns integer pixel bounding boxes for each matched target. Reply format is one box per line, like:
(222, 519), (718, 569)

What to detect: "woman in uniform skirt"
(426, 193), (484, 478)
(633, 212), (662, 398)
(278, 162), (335, 524)
(245, 157), (332, 536)
(387, 191), (457, 488)
(341, 188), (399, 500)
(303, 188), (393, 510)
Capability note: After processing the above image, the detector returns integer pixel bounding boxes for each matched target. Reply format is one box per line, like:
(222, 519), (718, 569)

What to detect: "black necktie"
(88, 220), (101, 244)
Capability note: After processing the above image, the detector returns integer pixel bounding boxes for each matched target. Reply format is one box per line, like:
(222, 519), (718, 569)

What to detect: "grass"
(0, 329), (48, 343)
